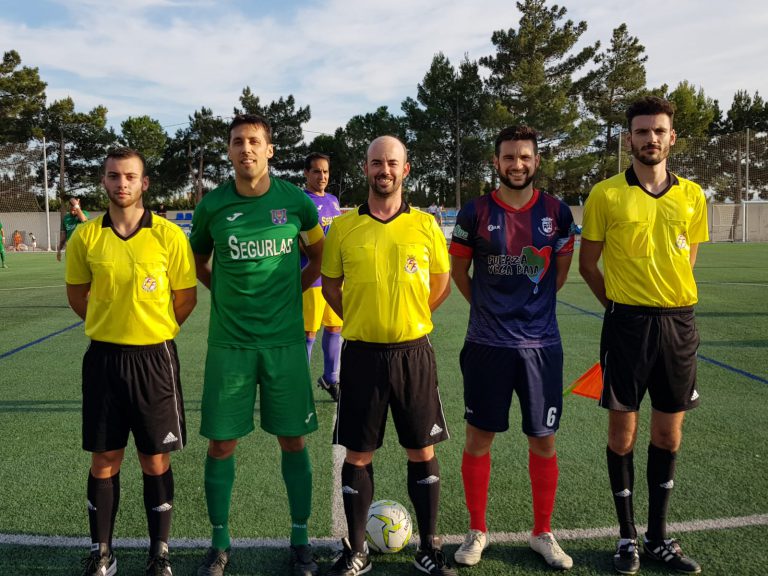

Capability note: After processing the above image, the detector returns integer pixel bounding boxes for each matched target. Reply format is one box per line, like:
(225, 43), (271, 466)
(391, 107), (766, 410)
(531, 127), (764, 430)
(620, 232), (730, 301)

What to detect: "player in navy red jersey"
(450, 126), (576, 570)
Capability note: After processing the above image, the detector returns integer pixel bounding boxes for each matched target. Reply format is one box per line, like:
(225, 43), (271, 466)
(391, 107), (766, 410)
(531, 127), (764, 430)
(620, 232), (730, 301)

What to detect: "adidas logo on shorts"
(429, 424), (443, 436)
(162, 432), (178, 444)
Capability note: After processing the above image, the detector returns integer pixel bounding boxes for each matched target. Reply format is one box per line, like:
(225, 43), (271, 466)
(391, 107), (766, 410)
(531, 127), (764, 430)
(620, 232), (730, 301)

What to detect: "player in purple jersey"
(300, 152), (344, 401)
(449, 126), (576, 570)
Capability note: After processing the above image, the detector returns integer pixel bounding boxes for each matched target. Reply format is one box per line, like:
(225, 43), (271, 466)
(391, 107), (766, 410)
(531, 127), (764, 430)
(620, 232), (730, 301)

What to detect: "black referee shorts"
(82, 340), (186, 455)
(599, 302), (701, 413)
(334, 337), (450, 452)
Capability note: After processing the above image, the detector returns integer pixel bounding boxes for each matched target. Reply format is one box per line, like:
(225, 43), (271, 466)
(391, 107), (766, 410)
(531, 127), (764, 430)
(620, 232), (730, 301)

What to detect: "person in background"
(58, 197), (89, 261)
(301, 151), (343, 401)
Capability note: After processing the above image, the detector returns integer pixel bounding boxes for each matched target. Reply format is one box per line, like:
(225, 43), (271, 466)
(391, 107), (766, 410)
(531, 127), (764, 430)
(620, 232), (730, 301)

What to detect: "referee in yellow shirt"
(321, 136), (456, 576)
(66, 148), (197, 576)
(580, 97), (706, 575)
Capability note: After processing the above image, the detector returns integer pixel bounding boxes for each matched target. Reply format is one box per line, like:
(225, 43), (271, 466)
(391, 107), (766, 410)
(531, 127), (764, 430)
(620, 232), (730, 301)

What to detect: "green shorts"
(200, 342), (318, 440)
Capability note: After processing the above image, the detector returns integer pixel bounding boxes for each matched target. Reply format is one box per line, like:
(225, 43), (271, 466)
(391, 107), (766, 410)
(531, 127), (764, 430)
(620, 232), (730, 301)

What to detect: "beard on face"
(630, 142), (669, 166)
(369, 174), (400, 198)
(498, 168), (535, 191)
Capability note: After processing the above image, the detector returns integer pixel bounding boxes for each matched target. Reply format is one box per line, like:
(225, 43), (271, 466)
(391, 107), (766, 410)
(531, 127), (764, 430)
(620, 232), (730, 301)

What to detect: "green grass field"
(0, 243), (766, 575)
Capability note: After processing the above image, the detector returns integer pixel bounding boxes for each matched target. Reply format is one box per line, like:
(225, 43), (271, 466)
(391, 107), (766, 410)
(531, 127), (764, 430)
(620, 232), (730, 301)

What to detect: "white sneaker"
(454, 529), (488, 566)
(529, 532), (573, 570)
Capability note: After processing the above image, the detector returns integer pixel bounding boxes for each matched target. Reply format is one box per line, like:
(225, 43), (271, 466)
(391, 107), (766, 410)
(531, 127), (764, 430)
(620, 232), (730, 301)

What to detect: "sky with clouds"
(2, 0), (766, 139)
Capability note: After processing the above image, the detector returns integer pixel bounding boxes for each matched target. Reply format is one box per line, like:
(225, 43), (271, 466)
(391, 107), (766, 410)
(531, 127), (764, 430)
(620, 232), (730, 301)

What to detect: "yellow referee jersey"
(322, 203), (449, 343)
(65, 211), (197, 345)
(582, 167), (709, 307)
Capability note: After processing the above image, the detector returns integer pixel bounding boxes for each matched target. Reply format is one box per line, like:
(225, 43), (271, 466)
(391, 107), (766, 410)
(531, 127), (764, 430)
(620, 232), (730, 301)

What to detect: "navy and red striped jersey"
(449, 189), (575, 348)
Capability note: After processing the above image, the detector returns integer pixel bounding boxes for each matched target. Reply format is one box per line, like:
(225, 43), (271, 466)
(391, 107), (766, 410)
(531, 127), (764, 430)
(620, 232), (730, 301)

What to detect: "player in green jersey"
(57, 197), (89, 261)
(0, 219), (7, 267)
(190, 114), (325, 576)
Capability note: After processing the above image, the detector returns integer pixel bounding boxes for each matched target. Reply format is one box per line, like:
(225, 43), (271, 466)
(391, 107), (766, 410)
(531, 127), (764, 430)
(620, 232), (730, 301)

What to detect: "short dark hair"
(626, 96), (675, 130)
(228, 114), (272, 144)
(103, 147), (147, 176)
(494, 126), (539, 156)
(304, 152), (330, 171)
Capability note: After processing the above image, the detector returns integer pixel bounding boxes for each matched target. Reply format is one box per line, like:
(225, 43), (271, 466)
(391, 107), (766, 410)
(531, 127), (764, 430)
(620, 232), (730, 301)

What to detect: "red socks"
(461, 451), (491, 533)
(529, 450), (559, 535)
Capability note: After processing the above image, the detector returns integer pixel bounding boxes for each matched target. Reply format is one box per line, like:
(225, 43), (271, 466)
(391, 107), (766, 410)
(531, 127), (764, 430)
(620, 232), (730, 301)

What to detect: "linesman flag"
(563, 362), (603, 399)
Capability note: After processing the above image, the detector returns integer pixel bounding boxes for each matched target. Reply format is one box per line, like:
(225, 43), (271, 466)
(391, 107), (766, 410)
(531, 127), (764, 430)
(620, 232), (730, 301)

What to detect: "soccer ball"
(365, 499), (412, 554)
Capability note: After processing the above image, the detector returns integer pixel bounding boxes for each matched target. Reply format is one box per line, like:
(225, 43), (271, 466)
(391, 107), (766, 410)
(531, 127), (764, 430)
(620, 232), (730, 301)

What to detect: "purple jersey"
(301, 189), (342, 287)
(449, 189), (575, 348)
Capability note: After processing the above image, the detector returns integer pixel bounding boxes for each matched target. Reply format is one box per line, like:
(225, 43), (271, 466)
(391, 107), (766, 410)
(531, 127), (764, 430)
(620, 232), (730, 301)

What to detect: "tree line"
(2, 0), (767, 210)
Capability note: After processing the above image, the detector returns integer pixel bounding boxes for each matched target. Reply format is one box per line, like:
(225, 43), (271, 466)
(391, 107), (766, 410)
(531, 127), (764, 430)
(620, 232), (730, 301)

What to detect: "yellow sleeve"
(64, 225), (92, 285)
(300, 223), (324, 247)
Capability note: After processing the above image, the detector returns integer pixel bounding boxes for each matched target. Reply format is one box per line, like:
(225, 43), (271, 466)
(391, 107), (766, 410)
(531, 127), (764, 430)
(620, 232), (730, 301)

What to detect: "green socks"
(204, 454), (235, 550)
(282, 447), (313, 545)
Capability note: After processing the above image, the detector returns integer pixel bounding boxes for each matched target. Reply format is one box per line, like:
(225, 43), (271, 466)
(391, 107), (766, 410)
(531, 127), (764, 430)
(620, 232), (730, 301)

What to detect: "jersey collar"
(491, 188), (539, 213)
(102, 209), (152, 241)
(625, 165), (679, 198)
(358, 201), (410, 223)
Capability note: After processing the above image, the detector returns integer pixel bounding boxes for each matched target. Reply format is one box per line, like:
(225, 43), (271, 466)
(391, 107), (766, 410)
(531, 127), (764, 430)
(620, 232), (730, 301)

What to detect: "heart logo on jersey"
(520, 245), (552, 287)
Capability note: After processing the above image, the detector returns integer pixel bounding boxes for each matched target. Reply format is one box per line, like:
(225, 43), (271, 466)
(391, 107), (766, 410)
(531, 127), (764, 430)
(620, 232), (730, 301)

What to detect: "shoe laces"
(205, 548), (228, 567)
(81, 552), (109, 575)
(147, 554), (171, 575)
(464, 531), (484, 546)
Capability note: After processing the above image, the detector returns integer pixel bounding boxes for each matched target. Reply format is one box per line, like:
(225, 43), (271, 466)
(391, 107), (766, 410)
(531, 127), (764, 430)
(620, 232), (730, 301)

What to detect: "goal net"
(0, 142), (50, 251)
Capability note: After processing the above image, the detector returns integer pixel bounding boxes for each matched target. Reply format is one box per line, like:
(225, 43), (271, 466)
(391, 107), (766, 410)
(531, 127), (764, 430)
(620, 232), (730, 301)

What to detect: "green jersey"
(190, 177), (319, 348)
(62, 211), (89, 240)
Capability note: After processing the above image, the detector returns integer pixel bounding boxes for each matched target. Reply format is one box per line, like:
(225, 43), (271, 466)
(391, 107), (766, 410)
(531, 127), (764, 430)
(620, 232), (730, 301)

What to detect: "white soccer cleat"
(529, 532), (573, 570)
(454, 529), (488, 566)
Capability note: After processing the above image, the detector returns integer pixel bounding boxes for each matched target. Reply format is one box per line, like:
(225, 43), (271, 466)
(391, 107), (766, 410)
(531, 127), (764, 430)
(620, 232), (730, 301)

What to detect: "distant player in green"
(57, 196), (89, 261)
(190, 114), (325, 576)
(0, 219), (7, 268)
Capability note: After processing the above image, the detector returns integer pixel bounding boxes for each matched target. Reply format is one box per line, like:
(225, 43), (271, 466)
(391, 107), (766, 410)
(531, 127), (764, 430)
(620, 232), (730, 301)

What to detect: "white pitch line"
(0, 284), (66, 291)
(2, 513), (766, 549)
(330, 409), (348, 539)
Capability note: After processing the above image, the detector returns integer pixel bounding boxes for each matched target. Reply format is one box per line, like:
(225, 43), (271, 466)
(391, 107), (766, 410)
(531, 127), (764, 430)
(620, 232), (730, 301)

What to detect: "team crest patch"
(537, 217), (555, 236)
(142, 276), (158, 292)
(271, 209), (287, 225)
(404, 255), (419, 274)
(676, 234), (688, 249)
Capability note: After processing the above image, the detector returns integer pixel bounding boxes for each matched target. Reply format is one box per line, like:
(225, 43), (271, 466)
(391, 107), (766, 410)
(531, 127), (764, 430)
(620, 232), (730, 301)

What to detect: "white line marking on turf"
(331, 409), (347, 540)
(2, 513), (766, 549)
(0, 284), (66, 291)
(698, 281), (768, 288)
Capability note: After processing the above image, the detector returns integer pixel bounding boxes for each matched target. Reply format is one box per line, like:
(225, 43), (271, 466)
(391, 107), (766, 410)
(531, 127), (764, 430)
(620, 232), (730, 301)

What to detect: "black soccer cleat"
(289, 543), (319, 576)
(643, 536), (701, 574)
(613, 538), (640, 575)
(317, 376), (340, 402)
(146, 541), (172, 576)
(197, 546), (230, 576)
(326, 538), (371, 576)
(413, 536), (458, 576)
(81, 543), (117, 576)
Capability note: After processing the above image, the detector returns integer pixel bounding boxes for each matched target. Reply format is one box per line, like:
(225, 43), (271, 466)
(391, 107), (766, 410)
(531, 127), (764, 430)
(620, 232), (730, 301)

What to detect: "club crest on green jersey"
(271, 209), (287, 224)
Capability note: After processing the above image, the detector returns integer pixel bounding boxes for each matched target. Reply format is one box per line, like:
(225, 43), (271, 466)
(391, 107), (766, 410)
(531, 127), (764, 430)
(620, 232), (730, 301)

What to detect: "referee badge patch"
(676, 234), (688, 249)
(142, 276), (158, 292)
(404, 255), (419, 274)
(271, 209), (287, 224)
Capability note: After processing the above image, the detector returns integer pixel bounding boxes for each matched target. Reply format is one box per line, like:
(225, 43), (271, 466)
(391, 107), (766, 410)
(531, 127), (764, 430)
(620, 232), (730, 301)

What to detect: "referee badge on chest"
(271, 209), (287, 225)
(142, 275), (158, 292)
(404, 255), (419, 274)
